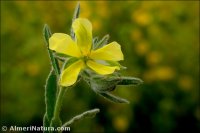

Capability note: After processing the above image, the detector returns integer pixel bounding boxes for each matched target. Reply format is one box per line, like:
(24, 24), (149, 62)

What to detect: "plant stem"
(50, 87), (67, 133)
(53, 87), (67, 119)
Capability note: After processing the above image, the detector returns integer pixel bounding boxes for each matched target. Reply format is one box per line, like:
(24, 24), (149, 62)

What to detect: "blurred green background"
(1, 1), (199, 133)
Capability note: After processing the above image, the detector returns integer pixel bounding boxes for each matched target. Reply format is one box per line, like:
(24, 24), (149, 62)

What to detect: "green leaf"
(45, 70), (57, 122)
(99, 92), (129, 104)
(62, 108), (100, 127)
(43, 113), (50, 133)
(93, 34), (109, 50)
(43, 24), (60, 75)
(71, 2), (80, 39)
(118, 77), (143, 86)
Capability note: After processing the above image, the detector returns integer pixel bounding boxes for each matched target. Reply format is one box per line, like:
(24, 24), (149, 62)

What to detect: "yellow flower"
(49, 18), (124, 87)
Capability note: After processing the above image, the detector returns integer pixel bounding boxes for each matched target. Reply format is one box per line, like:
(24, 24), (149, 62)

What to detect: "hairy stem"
(54, 87), (67, 119)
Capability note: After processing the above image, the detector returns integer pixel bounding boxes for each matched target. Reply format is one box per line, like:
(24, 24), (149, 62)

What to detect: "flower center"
(82, 56), (90, 64)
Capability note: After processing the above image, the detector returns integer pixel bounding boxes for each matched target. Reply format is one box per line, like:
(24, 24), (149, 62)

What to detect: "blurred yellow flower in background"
(113, 116), (129, 132)
(135, 41), (149, 56)
(132, 10), (152, 26)
(146, 51), (162, 66)
(144, 66), (175, 82)
(80, 2), (91, 18)
(178, 76), (193, 91)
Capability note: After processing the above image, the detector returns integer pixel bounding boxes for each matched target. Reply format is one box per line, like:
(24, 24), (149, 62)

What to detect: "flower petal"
(49, 33), (81, 57)
(90, 41), (124, 61)
(72, 18), (92, 56)
(87, 60), (119, 75)
(60, 60), (84, 87)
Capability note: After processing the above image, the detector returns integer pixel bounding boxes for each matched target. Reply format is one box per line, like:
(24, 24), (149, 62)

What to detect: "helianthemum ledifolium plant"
(43, 3), (142, 133)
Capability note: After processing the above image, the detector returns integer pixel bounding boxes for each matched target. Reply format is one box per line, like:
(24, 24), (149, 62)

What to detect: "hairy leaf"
(62, 108), (100, 127)
(43, 113), (50, 133)
(71, 2), (80, 39)
(45, 70), (57, 122)
(43, 24), (60, 75)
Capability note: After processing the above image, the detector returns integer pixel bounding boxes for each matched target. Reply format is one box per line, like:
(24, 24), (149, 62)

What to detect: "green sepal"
(99, 92), (129, 104)
(44, 70), (57, 123)
(81, 69), (142, 103)
(89, 74), (121, 92)
(71, 2), (80, 40)
(43, 24), (60, 75)
(92, 34), (109, 50)
(88, 73), (130, 103)
(82, 69), (142, 92)
(118, 77), (143, 86)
